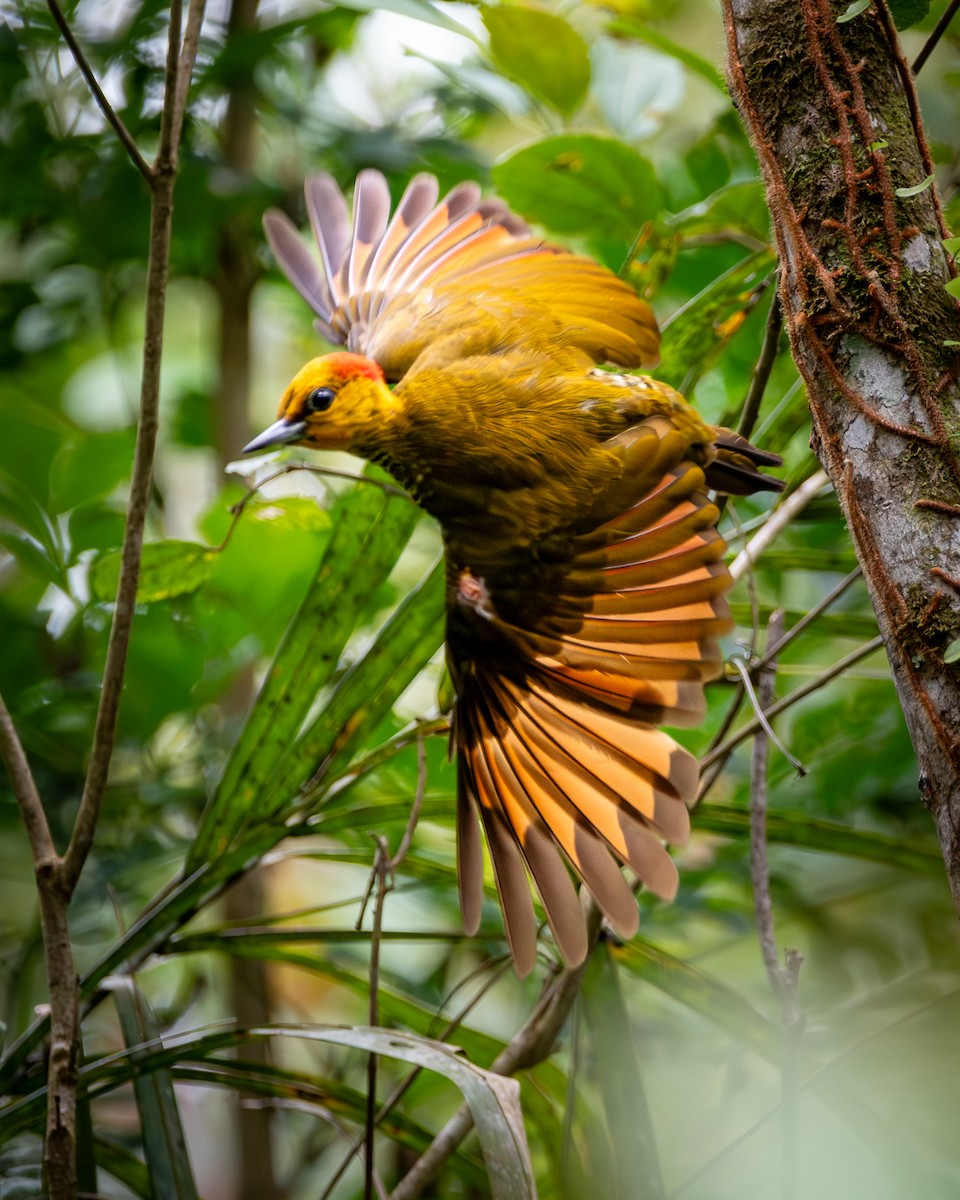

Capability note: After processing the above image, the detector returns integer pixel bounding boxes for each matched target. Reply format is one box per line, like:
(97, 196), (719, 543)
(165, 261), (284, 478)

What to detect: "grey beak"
(242, 418), (307, 454)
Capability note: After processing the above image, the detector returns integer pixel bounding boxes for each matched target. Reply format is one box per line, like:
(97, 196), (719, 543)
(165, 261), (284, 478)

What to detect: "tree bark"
(723, 0), (960, 904)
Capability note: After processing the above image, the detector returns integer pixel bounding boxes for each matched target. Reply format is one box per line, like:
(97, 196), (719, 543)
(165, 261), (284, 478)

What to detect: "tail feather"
(449, 425), (734, 969)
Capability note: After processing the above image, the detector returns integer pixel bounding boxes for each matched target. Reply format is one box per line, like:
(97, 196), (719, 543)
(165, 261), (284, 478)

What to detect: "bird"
(245, 169), (783, 976)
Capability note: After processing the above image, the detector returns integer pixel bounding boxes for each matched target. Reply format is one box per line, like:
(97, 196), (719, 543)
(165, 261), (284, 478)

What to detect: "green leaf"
(243, 495), (331, 531)
(943, 639), (960, 664)
(262, 555), (445, 819)
(837, 0), (872, 21)
(656, 250), (776, 392)
(0, 531), (65, 588)
(482, 5), (590, 115)
(492, 135), (664, 247)
(943, 237), (960, 255)
(895, 173), (935, 198)
(887, 0), (929, 28)
(318, 0), (476, 35)
(945, 277), (960, 299)
(189, 481), (420, 864)
(606, 17), (726, 93)
(579, 948), (666, 1199)
(89, 541), (217, 603)
(260, 1026), (537, 1200)
(697, 804), (943, 874)
(668, 181), (771, 245)
(108, 980), (199, 1200)
(48, 428), (135, 514)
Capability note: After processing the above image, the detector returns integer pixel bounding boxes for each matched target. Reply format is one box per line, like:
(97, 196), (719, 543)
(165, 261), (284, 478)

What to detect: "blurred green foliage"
(1, 0), (960, 1197)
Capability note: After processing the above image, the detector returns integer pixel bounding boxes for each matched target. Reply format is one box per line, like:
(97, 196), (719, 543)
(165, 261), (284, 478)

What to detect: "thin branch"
(0, 690), (57, 870)
(749, 610), (786, 991)
(739, 290), (783, 440)
(360, 737), (428, 1200)
(44, 0), (153, 184)
(61, 0), (196, 896)
(729, 469), (830, 582)
(697, 564), (864, 805)
(701, 635), (885, 770)
(912, 0), (960, 75)
(731, 655), (807, 775)
(171, 0), (208, 157)
(757, 565), (863, 668)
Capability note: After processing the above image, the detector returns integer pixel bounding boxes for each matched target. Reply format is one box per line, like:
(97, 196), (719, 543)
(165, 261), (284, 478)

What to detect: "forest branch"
(19, 3), (207, 1193)
(45, 0), (154, 183)
(724, 0), (960, 907)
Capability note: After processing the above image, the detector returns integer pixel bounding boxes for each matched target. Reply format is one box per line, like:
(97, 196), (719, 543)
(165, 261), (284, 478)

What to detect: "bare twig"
(749, 610), (787, 990)
(738, 289), (783, 441)
(758, 565), (863, 668)
(747, 610), (804, 1199)
(44, 0), (153, 183)
(20, 4), (206, 1192)
(730, 656), (807, 775)
(701, 635), (885, 771)
(729, 469), (831, 582)
(912, 0), (960, 75)
(0, 691), (56, 869)
(360, 737), (428, 1200)
(172, 0), (207, 152)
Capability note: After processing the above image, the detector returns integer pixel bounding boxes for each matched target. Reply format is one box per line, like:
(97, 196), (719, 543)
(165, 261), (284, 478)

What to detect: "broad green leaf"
(945, 277), (960, 299)
(482, 6), (590, 116)
(887, 0), (929, 27)
(258, 1026), (537, 1200)
(48, 427), (135, 513)
(331, 0), (476, 35)
(578, 948), (665, 1199)
(696, 804), (942, 874)
(605, 17), (726, 92)
(492, 135), (664, 247)
(108, 979), (199, 1200)
(190, 481), (420, 863)
(657, 250), (776, 392)
(259, 555), (445, 821)
(668, 181), (771, 246)
(243, 495), (331, 531)
(89, 540), (217, 603)
(591, 37), (684, 142)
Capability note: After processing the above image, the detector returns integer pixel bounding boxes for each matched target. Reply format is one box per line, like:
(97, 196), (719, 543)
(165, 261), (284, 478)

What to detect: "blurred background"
(2, 0), (960, 1196)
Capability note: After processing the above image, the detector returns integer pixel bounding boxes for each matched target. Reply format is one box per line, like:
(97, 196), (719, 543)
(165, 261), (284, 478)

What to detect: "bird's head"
(243, 351), (397, 456)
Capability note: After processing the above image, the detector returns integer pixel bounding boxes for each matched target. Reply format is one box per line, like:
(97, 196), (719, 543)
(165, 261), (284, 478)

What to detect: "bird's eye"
(305, 386), (336, 413)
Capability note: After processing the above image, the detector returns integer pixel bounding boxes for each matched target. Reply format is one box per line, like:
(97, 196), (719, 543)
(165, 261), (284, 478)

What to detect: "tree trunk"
(723, 0), (960, 904)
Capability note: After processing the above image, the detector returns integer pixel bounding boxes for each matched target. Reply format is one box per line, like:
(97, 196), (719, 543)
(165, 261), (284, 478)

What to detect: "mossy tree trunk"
(723, 0), (960, 904)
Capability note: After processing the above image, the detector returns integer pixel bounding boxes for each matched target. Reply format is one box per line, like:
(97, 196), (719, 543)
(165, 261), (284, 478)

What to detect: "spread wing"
(263, 170), (660, 379)
(448, 418), (732, 975)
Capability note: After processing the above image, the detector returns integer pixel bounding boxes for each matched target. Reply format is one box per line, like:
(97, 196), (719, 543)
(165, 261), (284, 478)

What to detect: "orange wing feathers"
(254, 170), (782, 973)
